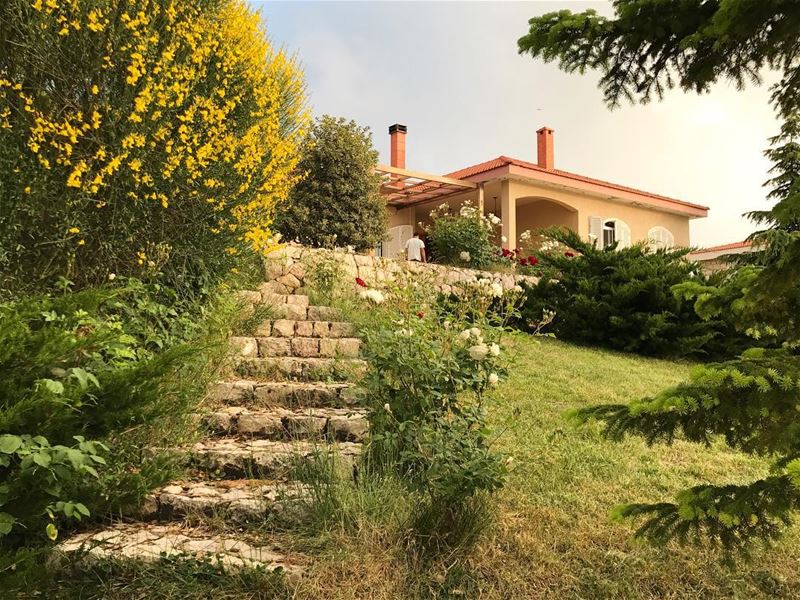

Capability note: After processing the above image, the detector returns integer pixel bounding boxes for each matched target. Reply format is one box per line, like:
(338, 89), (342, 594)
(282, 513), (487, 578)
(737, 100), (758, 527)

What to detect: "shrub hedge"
(516, 228), (749, 359)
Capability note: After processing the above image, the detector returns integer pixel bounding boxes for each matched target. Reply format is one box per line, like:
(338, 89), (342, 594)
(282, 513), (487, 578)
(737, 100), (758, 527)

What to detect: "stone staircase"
(57, 289), (367, 580)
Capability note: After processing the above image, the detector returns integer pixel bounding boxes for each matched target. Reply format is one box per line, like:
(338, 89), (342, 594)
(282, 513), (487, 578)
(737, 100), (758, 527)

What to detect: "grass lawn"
(299, 333), (800, 599)
(12, 334), (800, 599)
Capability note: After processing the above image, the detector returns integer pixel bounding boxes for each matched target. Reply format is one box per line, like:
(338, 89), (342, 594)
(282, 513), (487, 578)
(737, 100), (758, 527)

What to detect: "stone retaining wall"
(262, 244), (538, 295)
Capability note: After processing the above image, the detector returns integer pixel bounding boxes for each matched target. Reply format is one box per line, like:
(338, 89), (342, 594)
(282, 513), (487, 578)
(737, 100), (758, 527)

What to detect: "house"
(688, 240), (754, 274)
(376, 124), (709, 258)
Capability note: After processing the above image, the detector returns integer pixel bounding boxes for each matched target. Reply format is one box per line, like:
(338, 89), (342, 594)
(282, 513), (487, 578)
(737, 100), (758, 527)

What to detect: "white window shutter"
(616, 220), (632, 249)
(589, 216), (603, 245)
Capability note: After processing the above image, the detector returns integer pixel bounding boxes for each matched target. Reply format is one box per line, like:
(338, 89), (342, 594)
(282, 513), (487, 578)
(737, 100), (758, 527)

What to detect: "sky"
(256, 1), (782, 247)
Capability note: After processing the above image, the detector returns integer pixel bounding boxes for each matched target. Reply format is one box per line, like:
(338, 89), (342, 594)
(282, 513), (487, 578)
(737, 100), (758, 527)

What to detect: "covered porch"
(375, 163), (554, 256)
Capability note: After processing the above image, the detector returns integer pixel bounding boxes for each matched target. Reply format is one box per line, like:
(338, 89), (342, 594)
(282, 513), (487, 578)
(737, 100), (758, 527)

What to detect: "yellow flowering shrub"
(0, 0), (307, 294)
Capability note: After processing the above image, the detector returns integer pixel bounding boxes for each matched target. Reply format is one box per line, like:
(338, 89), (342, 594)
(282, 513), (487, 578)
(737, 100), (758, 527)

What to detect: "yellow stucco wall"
(507, 179), (691, 247)
(385, 176), (693, 249)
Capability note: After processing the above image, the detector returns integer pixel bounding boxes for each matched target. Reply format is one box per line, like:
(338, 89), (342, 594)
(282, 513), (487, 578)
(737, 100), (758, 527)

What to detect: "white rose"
(490, 282), (503, 297)
(365, 289), (384, 304)
(384, 403), (392, 413)
(488, 372), (499, 385)
(469, 343), (489, 360)
(513, 285), (523, 293)
(470, 327), (481, 337)
(459, 329), (472, 341)
(108, 273), (116, 281)
(501, 235), (507, 243)
(489, 343), (500, 356)
(459, 251), (471, 262)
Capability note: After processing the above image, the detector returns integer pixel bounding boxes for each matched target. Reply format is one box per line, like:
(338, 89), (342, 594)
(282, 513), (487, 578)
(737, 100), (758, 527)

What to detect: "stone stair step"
(208, 380), (356, 409)
(235, 290), (342, 322)
(57, 522), (306, 577)
(236, 357), (366, 382)
(232, 336), (361, 359)
(255, 319), (356, 338)
(202, 407), (368, 442)
(189, 438), (362, 479)
(260, 337), (362, 359)
(144, 479), (307, 521)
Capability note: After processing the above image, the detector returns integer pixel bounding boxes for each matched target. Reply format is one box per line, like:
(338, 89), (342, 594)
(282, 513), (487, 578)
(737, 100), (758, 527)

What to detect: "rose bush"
(424, 201), (499, 268)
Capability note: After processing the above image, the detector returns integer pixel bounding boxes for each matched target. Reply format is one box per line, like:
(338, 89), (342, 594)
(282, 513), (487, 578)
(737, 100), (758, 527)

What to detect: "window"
(602, 219), (631, 249)
(647, 226), (674, 251)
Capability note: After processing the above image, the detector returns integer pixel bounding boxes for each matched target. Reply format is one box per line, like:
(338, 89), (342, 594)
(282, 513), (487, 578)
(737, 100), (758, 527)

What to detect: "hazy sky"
(258, 1), (781, 247)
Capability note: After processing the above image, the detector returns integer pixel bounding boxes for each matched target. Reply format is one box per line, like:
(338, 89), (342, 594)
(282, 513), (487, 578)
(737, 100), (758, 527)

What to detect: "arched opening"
(515, 197), (579, 241)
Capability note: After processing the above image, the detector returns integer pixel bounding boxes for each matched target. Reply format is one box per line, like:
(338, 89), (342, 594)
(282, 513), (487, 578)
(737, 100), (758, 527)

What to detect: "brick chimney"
(537, 126), (554, 170)
(389, 123), (407, 169)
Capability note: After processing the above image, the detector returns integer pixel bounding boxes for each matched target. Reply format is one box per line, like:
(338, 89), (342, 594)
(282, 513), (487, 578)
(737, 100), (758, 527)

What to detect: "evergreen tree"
(519, 1), (800, 552)
(518, 227), (745, 359)
(277, 115), (387, 250)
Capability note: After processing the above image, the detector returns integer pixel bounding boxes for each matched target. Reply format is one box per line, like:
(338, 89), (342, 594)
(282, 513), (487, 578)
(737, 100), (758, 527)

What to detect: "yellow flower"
(77, 239), (86, 246)
(91, 84), (99, 95)
(68, 227), (80, 234)
(24, 186), (31, 194)
(129, 159), (142, 172)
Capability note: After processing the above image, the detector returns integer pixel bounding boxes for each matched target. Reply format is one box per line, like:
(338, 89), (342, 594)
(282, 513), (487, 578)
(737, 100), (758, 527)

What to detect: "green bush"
(276, 115), (387, 250)
(516, 228), (748, 358)
(424, 201), (500, 268)
(0, 279), (233, 545)
(0, 0), (306, 296)
(0, 434), (107, 541)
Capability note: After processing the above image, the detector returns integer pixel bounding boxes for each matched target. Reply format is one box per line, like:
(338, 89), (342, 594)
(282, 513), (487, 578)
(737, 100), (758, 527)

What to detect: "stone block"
(258, 337), (291, 357)
(234, 290), (261, 306)
(236, 413), (283, 437)
(291, 337), (320, 358)
(271, 320), (296, 337)
(308, 306), (339, 321)
(208, 381), (254, 403)
(353, 253), (373, 267)
(284, 303), (307, 321)
(318, 338), (338, 357)
(295, 321), (314, 337)
(328, 322), (355, 337)
(253, 320), (271, 336)
(260, 280), (288, 295)
(276, 273), (301, 289)
(230, 336), (258, 357)
(287, 262), (305, 281)
(285, 294), (309, 307)
(329, 414), (368, 442)
(312, 321), (331, 338)
(264, 260), (283, 281)
(337, 338), (361, 357)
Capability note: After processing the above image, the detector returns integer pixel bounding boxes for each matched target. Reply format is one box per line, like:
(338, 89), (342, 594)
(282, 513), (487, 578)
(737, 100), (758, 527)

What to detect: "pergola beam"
(375, 164), (477, 189)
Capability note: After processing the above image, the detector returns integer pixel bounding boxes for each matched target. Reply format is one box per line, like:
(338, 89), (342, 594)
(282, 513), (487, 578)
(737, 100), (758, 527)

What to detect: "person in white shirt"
(404, 232), (427, 262)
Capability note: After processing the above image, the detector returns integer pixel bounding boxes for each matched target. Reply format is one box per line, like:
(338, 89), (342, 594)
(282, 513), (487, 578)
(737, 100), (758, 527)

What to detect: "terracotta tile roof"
(693, 240), (752, 253)
(444, 155), (709, 213)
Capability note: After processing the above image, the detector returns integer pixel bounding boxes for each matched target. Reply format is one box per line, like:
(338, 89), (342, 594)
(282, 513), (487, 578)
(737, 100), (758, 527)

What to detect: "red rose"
(528, 256), (539, 266)
(518, 258), (527, 266)
(355, 277), (367, 287)
(416, 311), (424, 319)
(564, 251), (575, 258)
(514, 248), (521, 254)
